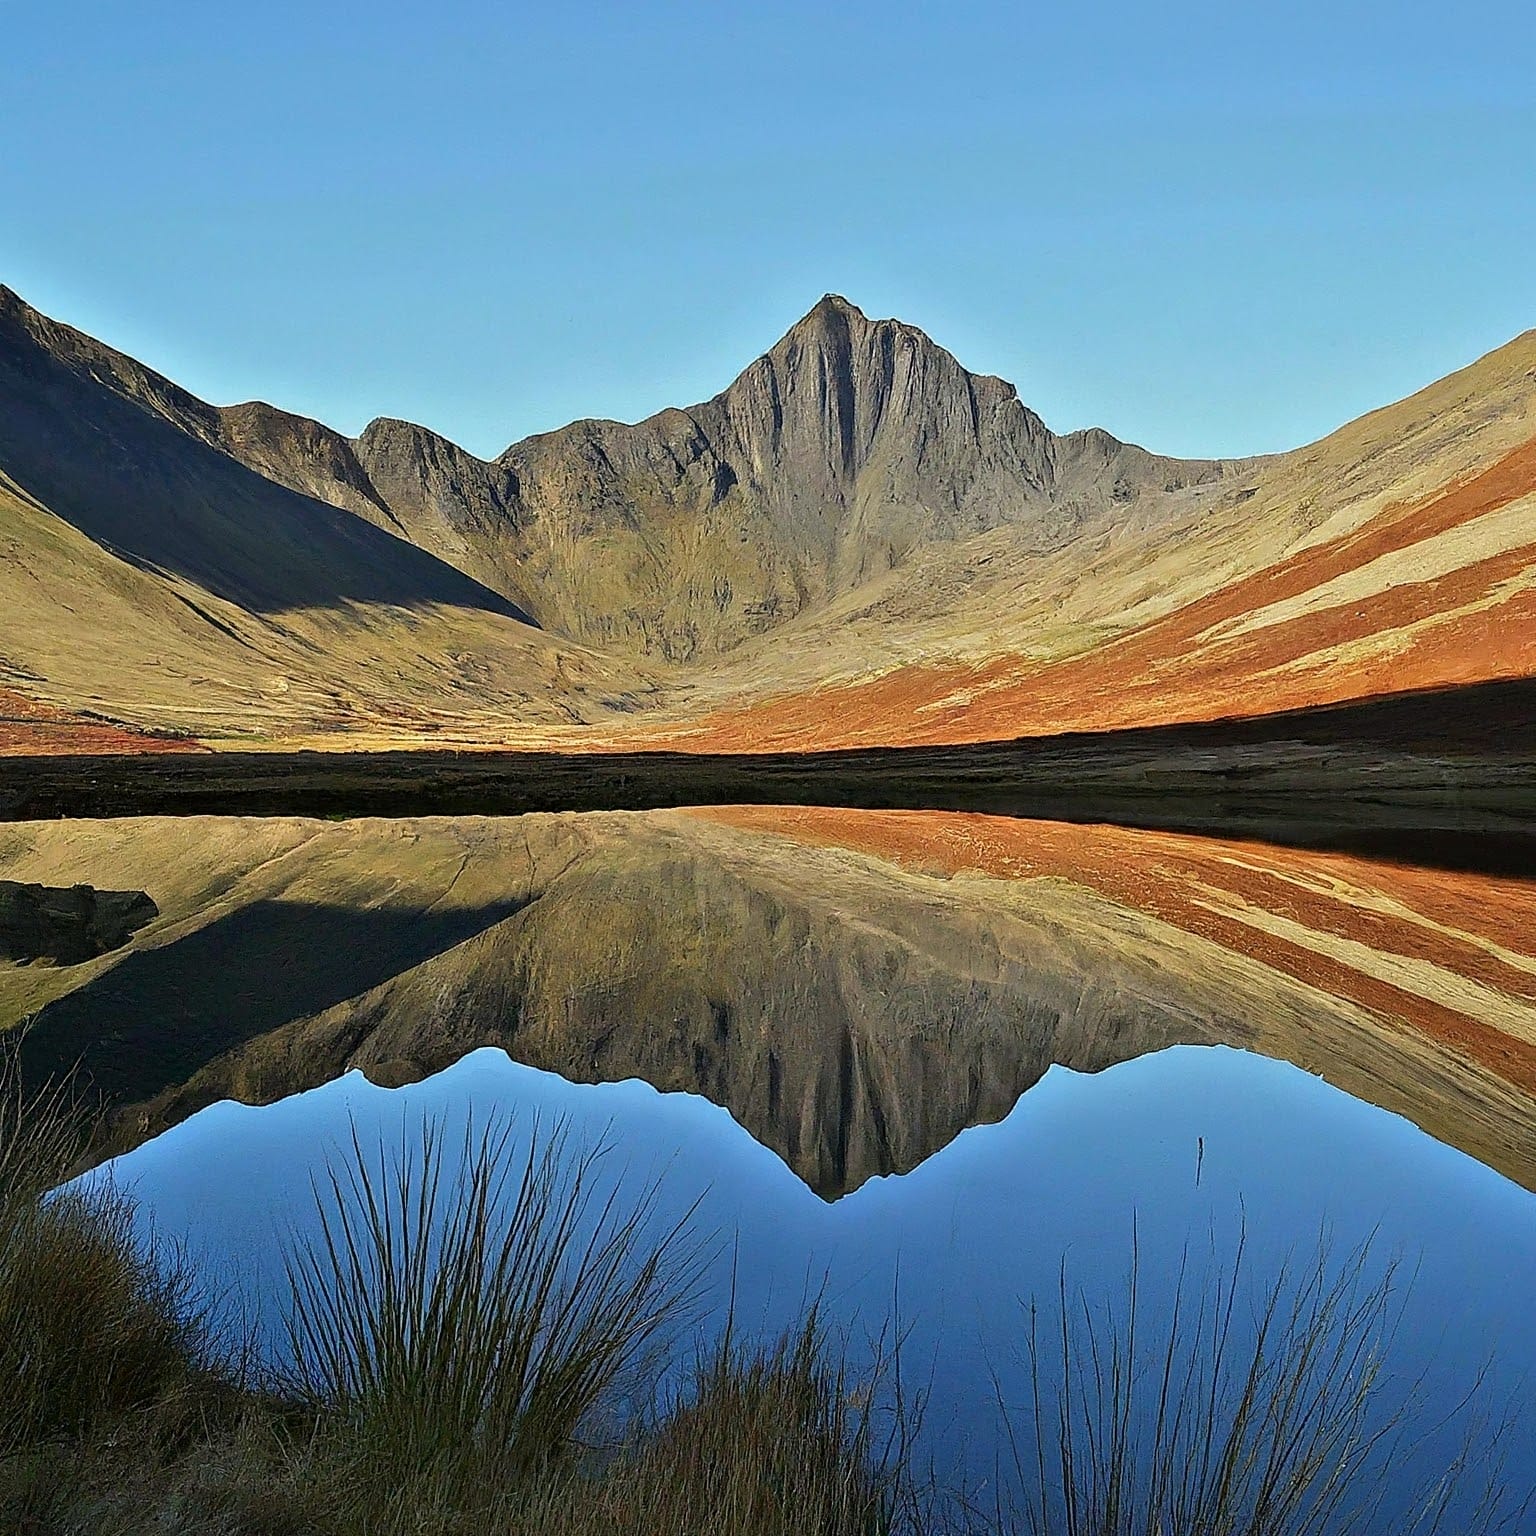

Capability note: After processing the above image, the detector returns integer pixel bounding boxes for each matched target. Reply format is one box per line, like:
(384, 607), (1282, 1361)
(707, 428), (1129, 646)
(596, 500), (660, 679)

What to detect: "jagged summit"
(813, 290), (861, 313)
(784, 291), (872, 333)
(480, 292), (1234, 656)
(0, 281), (1234, 663)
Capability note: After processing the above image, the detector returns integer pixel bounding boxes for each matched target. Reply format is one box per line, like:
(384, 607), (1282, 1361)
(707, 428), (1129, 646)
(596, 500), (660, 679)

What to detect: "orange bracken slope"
(0, 688), (198, 756)
(680, 435), (1536, 750)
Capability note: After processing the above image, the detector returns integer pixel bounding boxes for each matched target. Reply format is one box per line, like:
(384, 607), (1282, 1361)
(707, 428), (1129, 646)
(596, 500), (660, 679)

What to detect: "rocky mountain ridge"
(493, 295), (1238, 657)
(0, 282), (1531, 750)
(0, 285), (1235, 662)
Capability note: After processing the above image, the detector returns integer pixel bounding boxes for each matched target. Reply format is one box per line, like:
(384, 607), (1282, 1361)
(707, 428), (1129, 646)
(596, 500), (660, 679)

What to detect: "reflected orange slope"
(696, 807), (1536, 1096)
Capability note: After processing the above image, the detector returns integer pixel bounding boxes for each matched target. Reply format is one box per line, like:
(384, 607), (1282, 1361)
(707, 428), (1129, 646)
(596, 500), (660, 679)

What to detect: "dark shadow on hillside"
(18, 897), (529, 1105)
(0, 307), (534, 620)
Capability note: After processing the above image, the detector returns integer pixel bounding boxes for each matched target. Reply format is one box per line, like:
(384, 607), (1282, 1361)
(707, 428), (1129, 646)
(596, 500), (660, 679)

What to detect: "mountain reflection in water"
(5, 807), (1534, 1197)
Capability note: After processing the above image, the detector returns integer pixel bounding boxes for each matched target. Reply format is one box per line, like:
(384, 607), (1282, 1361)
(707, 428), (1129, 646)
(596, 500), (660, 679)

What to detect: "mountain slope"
(0, 284), (1531, 751)
(659, 327), (1536, 748)
(0, 287), (655, 743)
(185, 293), (1239, 662)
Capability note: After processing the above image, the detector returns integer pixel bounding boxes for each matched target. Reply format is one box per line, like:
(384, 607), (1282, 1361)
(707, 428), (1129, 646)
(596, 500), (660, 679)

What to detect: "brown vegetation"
(682, 435), (1536, 750)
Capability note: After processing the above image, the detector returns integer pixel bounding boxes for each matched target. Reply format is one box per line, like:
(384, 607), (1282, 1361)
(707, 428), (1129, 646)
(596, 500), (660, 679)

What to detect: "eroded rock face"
(0, 881), (157, 965)
(497, 297), (1232, 658)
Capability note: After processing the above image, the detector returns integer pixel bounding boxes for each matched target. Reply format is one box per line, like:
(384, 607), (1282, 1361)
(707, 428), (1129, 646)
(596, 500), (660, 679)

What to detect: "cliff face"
(498, 296), (1232, 658)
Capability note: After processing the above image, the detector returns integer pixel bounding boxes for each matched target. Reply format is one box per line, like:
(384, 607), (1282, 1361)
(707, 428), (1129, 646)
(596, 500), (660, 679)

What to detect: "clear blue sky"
(3, 0), (1532, 460)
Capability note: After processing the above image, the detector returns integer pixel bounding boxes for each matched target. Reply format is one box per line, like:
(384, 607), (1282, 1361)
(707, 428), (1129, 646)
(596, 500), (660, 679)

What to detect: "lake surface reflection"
(7, 807), (1535, 1197)
(9, 805), (1536, 1520)
(97, 1041), (1536, 1514)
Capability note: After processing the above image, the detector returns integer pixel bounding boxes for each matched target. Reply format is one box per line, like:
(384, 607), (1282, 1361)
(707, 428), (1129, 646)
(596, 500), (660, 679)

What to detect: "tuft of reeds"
(0, 1029), (84, 1211)
(515, 1311), (920, 1536)
(0, 1037), (215, 1456)
(280, 1111), (709, 1518)
(996, 1222), (1533, 1536)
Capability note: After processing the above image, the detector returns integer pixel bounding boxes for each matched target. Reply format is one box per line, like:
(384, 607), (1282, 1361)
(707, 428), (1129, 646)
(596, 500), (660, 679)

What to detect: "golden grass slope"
(0, 469), (659, 750)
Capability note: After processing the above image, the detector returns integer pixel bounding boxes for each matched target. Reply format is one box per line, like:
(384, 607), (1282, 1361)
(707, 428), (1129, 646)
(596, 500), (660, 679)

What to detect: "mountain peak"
(810, 292), (866, 321)
(779, 293), (879, 352)
(773, 294), (979, 382)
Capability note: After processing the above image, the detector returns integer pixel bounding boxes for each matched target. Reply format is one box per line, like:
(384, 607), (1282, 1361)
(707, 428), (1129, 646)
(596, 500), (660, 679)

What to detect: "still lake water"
(97, 1040), (1536, 1513)
(7, 805), (1532, 1521)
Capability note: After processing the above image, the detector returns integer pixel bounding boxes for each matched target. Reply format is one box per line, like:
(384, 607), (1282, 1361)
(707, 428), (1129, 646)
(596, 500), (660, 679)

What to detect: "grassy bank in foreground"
(0, 1040), (1529, 1536)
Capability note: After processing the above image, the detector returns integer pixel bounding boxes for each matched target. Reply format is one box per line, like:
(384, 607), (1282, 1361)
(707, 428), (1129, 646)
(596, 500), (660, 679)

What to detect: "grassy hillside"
(3, 289), (1530, 752)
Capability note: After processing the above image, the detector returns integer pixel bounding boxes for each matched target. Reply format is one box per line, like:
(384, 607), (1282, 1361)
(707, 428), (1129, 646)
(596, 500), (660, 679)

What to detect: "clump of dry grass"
(521, 1314), (915, 1536)
(0, 1064), (907, 1536)
(0, 1039), (218, 1458)
(276, 1112), (709, 1527)
(997, 1224), (1533, 1536)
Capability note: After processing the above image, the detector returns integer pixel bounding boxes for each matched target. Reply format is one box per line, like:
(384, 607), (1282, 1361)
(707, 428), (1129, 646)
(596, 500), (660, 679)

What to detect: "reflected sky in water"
(95, 1043), (1536, 1504)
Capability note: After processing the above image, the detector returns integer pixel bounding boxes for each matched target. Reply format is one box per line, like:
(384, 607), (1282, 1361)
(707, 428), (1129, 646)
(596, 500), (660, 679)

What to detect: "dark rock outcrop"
(0, 881), (157, 965)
